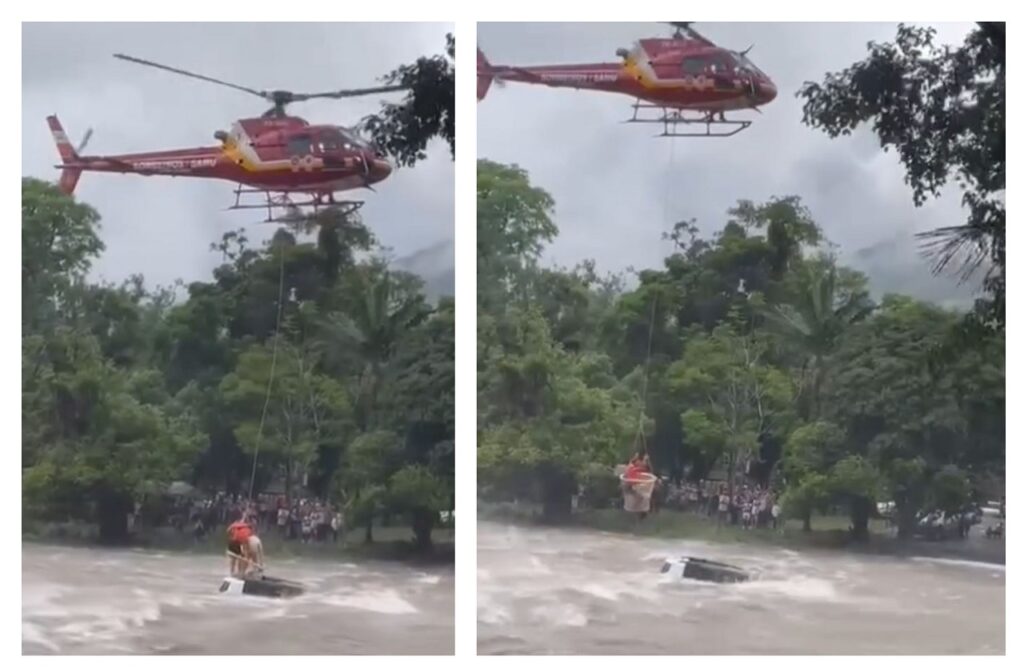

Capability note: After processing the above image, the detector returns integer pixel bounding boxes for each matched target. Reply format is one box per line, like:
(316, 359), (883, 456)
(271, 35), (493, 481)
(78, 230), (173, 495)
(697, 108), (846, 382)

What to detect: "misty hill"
(393, 238), (454, 302)
(847, 233), (983, 310)
(388, 234), (983, 311)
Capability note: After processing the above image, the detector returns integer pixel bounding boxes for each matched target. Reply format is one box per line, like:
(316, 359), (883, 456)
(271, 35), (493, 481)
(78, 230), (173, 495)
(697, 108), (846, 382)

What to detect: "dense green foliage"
(23, 179), (454, 548)
(476, 159), (1004, 538)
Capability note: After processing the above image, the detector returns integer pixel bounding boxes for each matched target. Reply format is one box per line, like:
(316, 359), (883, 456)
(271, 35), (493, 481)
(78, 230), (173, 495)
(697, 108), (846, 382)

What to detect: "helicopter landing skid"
(626, 102), (752, 138)
(228, 187), (364, 223)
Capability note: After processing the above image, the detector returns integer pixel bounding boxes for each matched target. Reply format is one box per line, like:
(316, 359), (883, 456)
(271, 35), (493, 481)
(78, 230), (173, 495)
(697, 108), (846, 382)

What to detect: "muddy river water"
(23, 542), (453, 654)
(477, 521), (1004, 655)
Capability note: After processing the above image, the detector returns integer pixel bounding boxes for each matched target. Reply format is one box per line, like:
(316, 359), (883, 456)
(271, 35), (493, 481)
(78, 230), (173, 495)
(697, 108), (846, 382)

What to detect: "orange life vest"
(227, 521), (253, 544)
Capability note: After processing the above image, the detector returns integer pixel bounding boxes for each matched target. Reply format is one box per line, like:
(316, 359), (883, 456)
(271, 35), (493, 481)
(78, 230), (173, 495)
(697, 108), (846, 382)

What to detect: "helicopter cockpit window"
(315, 130), (343, 155)
(709, 56), (734, 74)
(733, 53), (767, 78)
(338, 128), (370, 151)
(287, 135), (313, 156)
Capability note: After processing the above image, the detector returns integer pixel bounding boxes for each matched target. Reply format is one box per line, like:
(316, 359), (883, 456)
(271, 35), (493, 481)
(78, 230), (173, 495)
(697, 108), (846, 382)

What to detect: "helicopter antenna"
(113, 53), (409, 118)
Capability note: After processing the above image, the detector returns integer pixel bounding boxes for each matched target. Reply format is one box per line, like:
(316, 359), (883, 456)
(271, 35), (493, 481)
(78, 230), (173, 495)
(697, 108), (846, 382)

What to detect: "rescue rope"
(634, 292), (658, 454)
(634, 136), (675, 457)
(247, 243), (287, 501)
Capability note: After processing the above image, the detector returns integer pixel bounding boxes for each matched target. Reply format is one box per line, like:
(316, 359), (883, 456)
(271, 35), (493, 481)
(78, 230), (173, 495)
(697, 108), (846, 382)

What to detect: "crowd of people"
(169, 492), (345, 544)
(661, 480), (783, 530)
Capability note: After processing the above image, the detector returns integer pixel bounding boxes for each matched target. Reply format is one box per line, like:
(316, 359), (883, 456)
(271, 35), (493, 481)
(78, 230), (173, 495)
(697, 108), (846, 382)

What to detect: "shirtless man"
(245, 529), (265, 577)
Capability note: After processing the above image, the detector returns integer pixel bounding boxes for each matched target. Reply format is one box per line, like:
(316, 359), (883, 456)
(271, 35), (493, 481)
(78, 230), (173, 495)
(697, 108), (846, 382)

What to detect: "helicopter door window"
(681, 57), (706, 77)
(287, 135), (313, 156)
(709, 57), (735, 88)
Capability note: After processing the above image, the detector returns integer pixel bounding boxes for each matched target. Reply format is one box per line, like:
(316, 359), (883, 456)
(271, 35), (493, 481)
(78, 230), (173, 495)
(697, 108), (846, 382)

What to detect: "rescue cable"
(247, 243), (287, 500)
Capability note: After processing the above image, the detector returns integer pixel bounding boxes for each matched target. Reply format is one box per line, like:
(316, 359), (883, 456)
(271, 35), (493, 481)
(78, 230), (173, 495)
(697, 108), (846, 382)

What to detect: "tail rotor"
(46, 115), (87, 195)
(477, 49), (495, 101)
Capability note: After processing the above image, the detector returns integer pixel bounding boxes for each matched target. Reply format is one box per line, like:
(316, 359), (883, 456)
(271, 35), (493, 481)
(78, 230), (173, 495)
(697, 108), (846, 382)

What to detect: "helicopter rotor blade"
(290, 84), (410, 102)
(113, 53), (270, 101)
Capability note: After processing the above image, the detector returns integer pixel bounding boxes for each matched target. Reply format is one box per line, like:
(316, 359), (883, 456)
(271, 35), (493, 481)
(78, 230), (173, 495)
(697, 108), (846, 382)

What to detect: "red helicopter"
(478, 22), (777, 137)
(48, 53), (407, 221)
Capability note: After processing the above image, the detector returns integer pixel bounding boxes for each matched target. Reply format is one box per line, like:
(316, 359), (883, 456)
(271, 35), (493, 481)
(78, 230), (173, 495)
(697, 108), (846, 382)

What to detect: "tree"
(478, 308), (637, 519)
(727, 196), (823, 280)
(323, 266), (432, 430)
(22, 178), (104, 332)
(828, 455), (881, 541)
(23, 328), (203, 541)
(23, 174), (455, 552)
(825, 295), (999, 538)
(780, 421), (846, 531)
(388, 465), (451, 550)
(220, 341), (351, 501)
(667, 319), (794, 505)
(759, 257), (873, 420)
(800, 23), (1005, 330)
(339, 430), (404, 542)
(363, 34), (454, 165)
(928, 465), (971, 514)
(477, 159), (558, 312)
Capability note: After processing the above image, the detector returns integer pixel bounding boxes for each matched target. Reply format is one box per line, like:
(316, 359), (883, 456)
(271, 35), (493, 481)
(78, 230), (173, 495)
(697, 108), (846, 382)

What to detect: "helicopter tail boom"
(47, 115), (84, 195)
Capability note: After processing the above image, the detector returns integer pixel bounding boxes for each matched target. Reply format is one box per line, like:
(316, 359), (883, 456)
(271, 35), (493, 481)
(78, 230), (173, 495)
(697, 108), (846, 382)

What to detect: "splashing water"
(23, 543), (452, 655)
(477, 521), (1004, 655)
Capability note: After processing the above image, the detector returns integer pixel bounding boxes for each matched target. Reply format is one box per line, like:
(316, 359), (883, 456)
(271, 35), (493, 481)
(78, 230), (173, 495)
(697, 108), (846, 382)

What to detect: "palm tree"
(761, 259), (873, 421)
(320, 267), (430, 430)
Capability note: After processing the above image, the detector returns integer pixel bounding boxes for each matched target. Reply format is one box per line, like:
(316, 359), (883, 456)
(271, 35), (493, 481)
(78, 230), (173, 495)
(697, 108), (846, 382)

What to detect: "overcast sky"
(22, 22), (454, 290)
(478, 22), (982, 304)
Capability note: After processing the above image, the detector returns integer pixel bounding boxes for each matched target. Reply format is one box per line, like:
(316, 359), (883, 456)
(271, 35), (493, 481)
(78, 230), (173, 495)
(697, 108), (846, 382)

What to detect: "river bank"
(479, 501), (1005, 565)
(22, 519), (455, 565)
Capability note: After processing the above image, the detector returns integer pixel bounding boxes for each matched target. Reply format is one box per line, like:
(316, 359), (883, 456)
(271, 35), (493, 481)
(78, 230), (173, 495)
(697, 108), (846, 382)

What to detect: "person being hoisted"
(622, 448), (656, 519)
(624, 448), (652, 483)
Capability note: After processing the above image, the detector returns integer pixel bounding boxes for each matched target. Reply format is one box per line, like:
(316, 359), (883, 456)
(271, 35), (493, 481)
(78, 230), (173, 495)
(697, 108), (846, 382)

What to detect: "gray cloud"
(478, 22), (979, 304)
(22, 22), (454, 289)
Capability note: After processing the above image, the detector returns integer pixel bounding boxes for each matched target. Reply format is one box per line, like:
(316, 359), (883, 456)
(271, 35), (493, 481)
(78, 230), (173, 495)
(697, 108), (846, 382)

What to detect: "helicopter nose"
(759, 79), (778, 104)
(369, 157), (392, 182)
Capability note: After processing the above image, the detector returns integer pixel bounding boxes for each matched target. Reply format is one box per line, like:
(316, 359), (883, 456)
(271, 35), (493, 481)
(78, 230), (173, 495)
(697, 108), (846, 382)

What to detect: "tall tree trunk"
(364, 517), (374, 543)
(367, 360), (381, 430)
(727, 452), (736, 519)
(285, 459), (293, 503)
(540, 469), (574, 522)
(850, 497), (871, 542)
(96, 489), (132, 544)
(896, 506), (916, 540)
(411, 509), (435, 552)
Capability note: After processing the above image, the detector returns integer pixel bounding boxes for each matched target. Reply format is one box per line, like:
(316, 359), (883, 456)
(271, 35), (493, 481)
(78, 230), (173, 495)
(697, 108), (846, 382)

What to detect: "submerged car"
(660, 557), (750, 584)
(219, 575), (305, 598)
